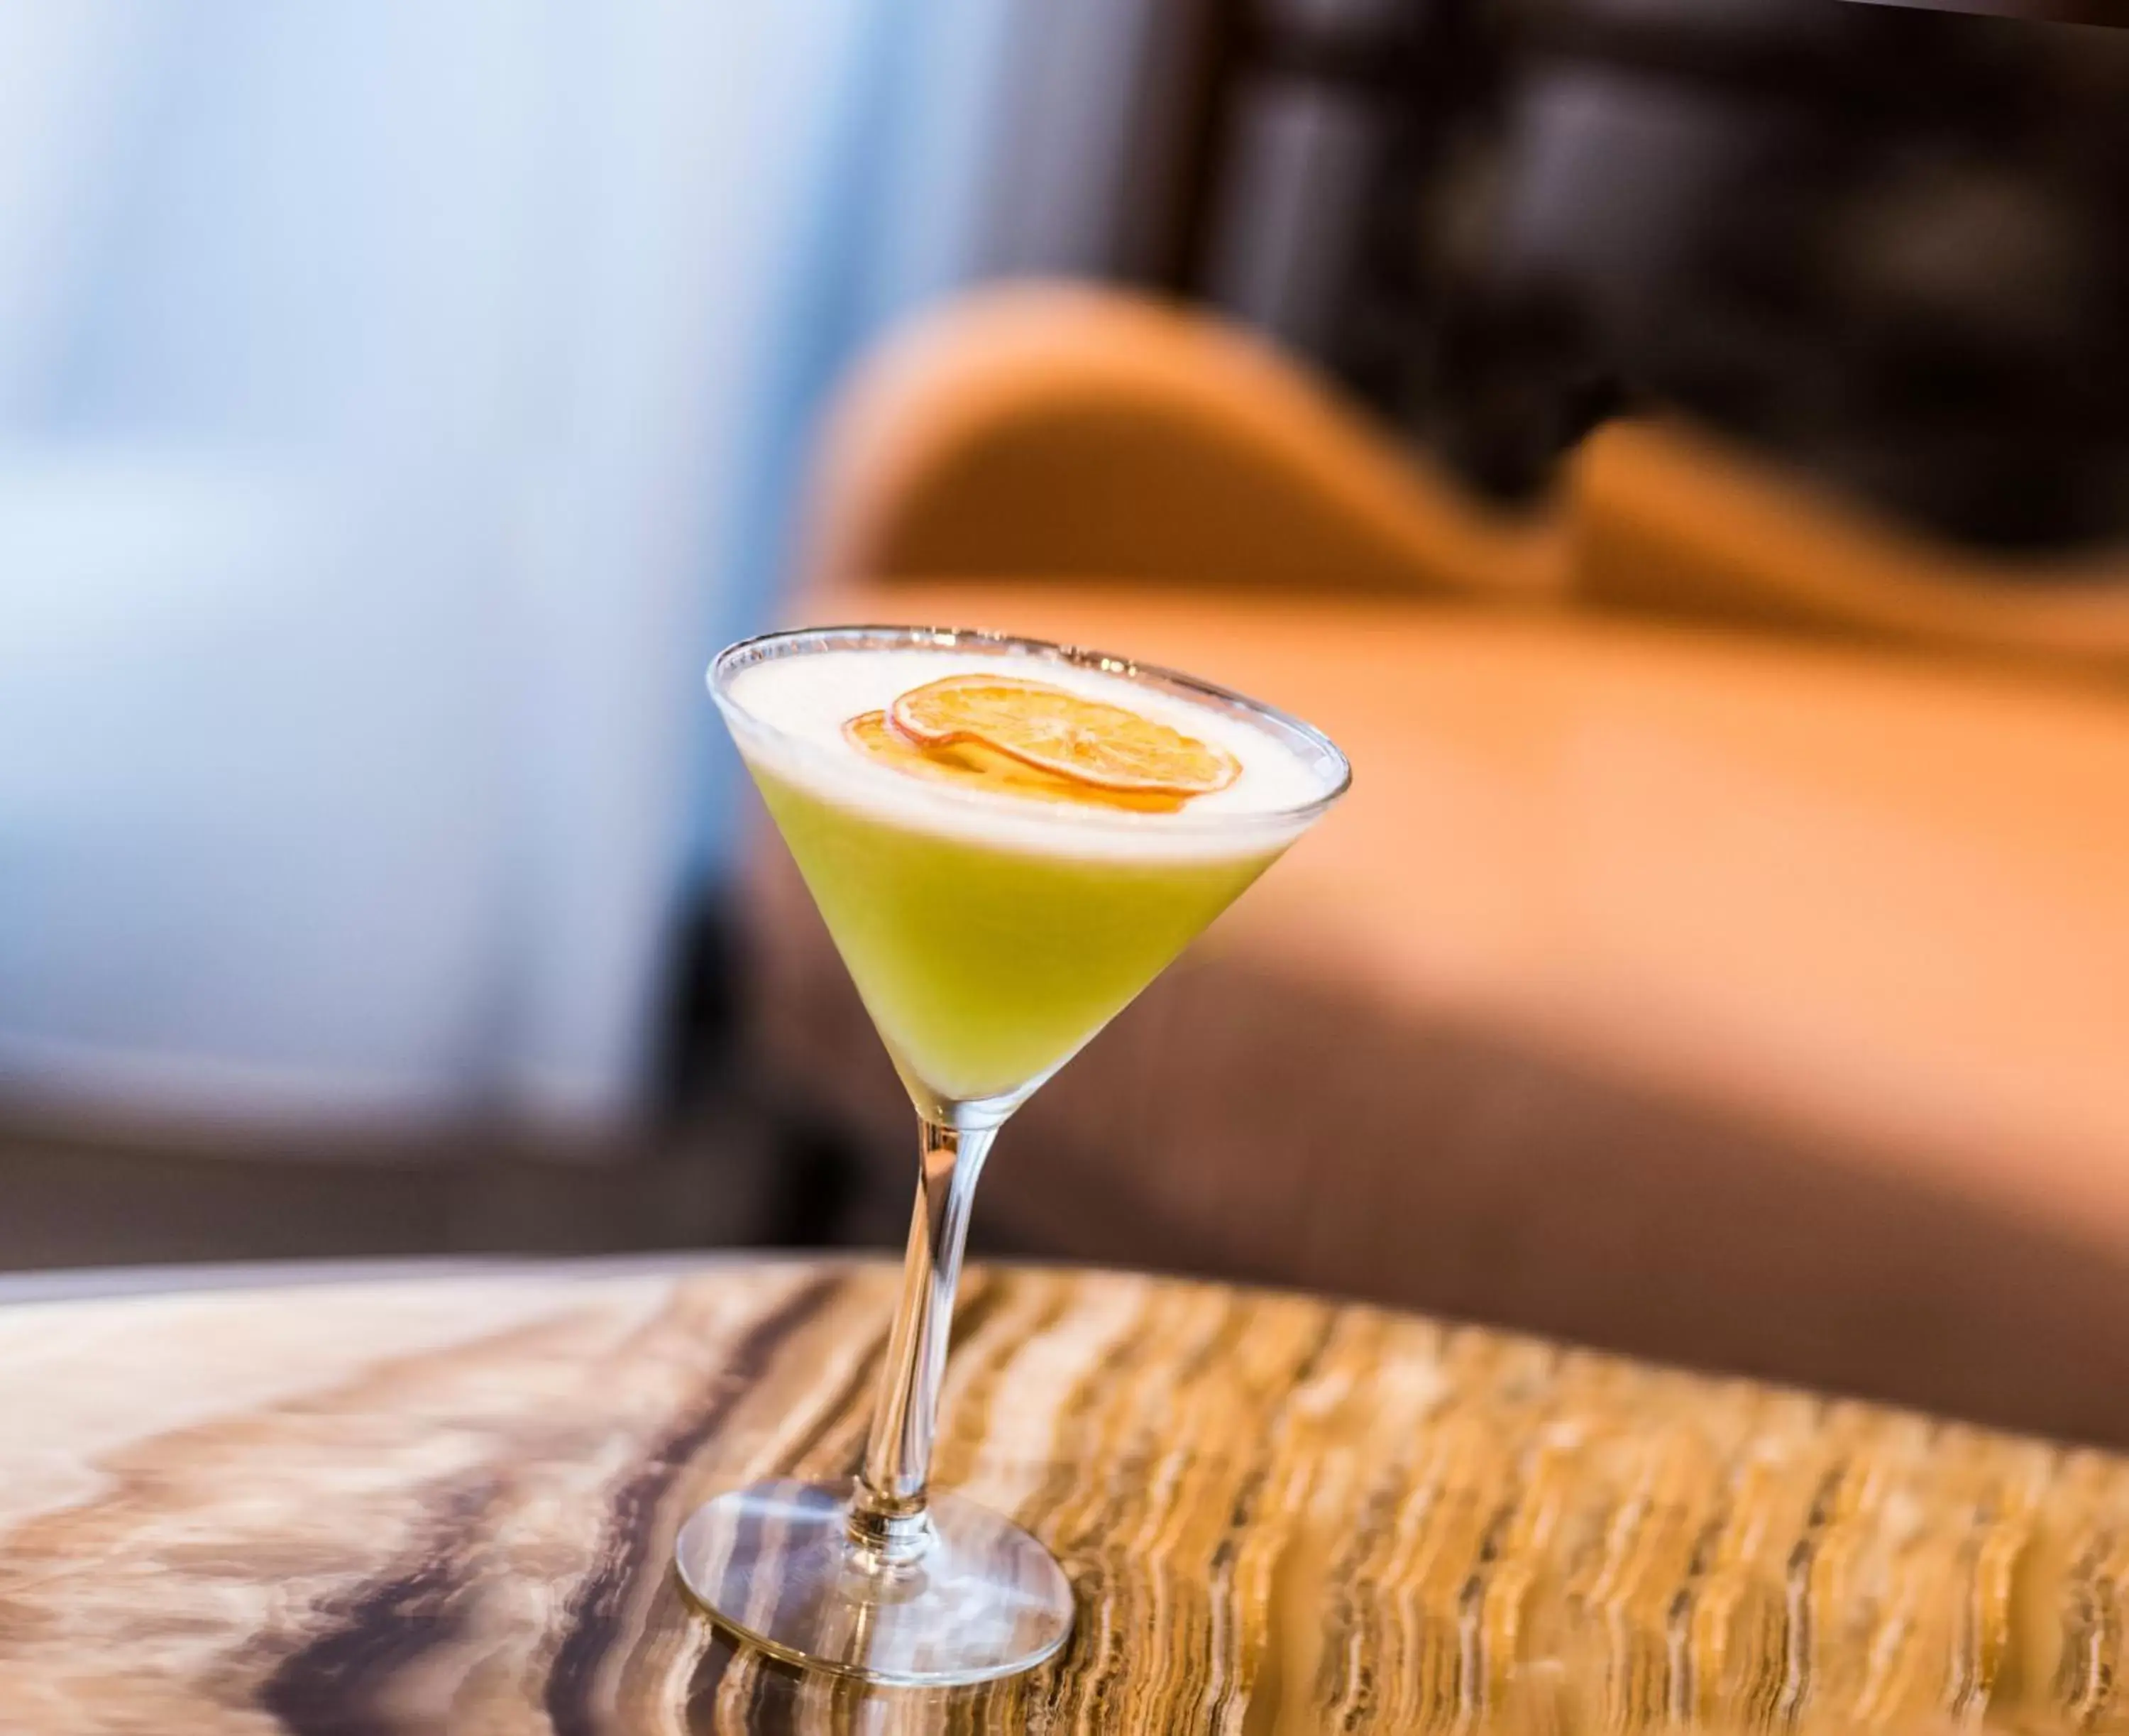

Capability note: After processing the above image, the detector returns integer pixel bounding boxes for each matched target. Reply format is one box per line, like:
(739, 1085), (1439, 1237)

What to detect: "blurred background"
(4, 1), (2125, 1438)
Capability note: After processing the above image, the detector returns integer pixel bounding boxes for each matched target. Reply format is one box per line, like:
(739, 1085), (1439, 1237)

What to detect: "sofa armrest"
(803, 284), (1568, 605)
(1575, 418), (2129, 681)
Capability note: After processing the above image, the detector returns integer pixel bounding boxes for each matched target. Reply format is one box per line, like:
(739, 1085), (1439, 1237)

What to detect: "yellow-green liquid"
(753, 767), (1283, 1110)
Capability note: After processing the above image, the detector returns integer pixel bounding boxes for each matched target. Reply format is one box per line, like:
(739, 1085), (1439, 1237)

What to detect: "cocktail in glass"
(676, 625), (1349, 1685)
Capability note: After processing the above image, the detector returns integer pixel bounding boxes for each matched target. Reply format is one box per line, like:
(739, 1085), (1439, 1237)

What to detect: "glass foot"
(673, 1478), (1074, 1686)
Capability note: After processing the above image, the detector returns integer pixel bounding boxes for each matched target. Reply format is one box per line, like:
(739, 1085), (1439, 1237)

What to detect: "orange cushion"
(745, 581), (2129, 1436)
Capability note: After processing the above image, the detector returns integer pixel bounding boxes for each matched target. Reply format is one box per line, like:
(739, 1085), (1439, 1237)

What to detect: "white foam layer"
(720, 646), (1340, 862)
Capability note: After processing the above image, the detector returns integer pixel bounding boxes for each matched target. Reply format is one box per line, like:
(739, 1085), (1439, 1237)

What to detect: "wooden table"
(1, 1256), (2123, 1733)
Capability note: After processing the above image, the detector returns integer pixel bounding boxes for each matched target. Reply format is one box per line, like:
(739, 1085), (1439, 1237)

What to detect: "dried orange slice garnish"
(889, 675), (1240, 797)
(842, 711), (1188, 812)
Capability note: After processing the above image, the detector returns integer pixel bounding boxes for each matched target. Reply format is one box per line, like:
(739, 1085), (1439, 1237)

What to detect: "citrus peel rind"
(841, 710), (1190, 813)
(887, 675), (1240, 797)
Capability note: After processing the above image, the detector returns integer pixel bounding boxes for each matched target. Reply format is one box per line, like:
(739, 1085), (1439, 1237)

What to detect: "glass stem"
(847, 1117), (994, 1565)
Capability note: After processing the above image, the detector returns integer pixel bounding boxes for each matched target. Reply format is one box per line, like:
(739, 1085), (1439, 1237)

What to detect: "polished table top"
(0, 1254), (2122, 1732)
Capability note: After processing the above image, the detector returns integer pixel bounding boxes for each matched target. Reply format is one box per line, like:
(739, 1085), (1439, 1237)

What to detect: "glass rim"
(708, 623), (1353, 835)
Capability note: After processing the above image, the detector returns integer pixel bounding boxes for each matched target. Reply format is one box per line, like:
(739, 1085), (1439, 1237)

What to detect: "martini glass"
(676, 625), (1349, 1685)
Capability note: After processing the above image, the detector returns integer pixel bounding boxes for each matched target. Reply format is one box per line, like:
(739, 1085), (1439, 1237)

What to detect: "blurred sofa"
(744, 285), (2129, 1446)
